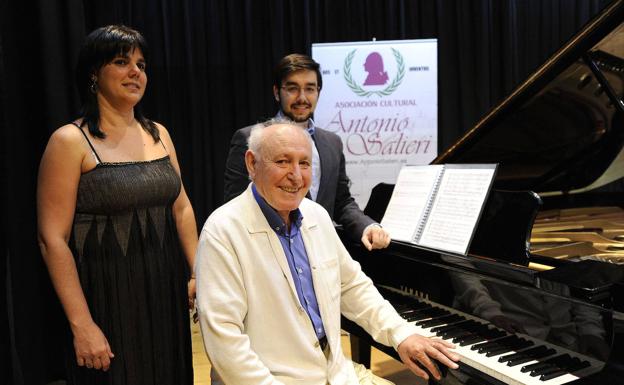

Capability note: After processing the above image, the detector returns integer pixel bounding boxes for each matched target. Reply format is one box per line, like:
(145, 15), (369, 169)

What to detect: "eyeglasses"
(280, 85), (320, 97)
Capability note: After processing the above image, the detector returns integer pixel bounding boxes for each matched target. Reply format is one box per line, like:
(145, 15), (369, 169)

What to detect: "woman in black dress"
(37, 25), (197, 384)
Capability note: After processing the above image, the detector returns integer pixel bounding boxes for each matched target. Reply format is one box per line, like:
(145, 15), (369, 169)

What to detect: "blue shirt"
(252, 184), (326, 339)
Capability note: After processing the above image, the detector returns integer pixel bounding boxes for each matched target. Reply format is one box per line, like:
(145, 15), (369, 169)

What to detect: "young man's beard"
(283, 105), (313, 123)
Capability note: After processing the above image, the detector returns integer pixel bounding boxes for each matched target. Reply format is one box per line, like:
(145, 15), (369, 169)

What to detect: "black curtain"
(0, 1), (611, 384)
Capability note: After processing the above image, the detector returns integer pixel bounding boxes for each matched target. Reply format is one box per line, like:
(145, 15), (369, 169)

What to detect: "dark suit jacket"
(223, 124), (375, 240)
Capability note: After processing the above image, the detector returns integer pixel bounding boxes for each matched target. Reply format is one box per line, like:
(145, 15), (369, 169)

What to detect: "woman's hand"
(72, 321), (115, 371)
(188, 277), (198, 323)
(188, 277), (196, 309)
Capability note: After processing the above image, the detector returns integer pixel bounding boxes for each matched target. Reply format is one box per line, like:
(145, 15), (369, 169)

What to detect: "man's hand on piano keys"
(397, 334), (460, 381)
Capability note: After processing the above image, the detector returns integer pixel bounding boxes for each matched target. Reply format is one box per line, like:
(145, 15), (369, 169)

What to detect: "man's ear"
(244, 149), (257, 179)
(273, 85), (280, 102)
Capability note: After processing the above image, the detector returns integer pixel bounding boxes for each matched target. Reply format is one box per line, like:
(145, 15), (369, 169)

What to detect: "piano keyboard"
(382, 287), (604, 385)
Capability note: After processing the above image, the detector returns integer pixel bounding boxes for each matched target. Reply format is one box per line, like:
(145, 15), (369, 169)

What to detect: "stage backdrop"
(313, 40), (437, 207)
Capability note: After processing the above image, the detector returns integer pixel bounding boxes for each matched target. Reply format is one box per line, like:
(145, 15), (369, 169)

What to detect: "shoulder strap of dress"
(158, 137), (168, 154)
(152, 122), (169, 154)
(72, 122), (103, 164)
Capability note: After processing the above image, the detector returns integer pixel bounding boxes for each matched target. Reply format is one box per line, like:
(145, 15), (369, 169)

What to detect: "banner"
(312, 39), (438, 208)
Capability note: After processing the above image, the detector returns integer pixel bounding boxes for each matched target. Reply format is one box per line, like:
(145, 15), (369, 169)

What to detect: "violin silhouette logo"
(343, 48), (405, 97)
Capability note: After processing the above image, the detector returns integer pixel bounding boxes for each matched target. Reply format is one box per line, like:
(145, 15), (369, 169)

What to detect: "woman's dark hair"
(76, 24), (158, 141)
(273, 54), (323, 90)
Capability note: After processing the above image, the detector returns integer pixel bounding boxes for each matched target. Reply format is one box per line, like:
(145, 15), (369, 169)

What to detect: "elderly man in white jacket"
(195, 118), (459, 385)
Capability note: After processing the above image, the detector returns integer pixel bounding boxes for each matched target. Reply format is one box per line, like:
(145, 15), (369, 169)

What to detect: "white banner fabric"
(312, 39), (438, 208)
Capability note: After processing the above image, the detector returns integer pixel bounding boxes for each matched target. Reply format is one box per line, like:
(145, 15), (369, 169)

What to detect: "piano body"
(342, 1), (624, 384)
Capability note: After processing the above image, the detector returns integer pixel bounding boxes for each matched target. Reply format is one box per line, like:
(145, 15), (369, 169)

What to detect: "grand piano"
(342, 1), (624, 384)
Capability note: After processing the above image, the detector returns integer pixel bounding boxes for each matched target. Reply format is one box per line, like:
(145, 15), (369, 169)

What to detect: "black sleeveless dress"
(66, 127), (193, 384)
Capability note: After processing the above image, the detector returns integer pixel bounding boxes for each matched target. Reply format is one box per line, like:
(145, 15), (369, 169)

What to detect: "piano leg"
(350, 334), (372, 368)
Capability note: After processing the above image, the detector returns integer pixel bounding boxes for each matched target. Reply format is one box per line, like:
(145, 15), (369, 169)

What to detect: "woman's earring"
(89, 76), (98, 94)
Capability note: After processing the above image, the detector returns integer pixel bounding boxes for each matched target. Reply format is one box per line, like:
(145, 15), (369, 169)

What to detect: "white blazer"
(196, 186), (417, 385)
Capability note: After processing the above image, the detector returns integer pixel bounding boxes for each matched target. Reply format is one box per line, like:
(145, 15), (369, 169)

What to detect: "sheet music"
(418, 167), (496, 254)
(381, 165), (444, 242)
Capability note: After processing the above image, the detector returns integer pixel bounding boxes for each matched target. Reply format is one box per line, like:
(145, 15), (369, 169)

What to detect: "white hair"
(247, 117), (313, 157)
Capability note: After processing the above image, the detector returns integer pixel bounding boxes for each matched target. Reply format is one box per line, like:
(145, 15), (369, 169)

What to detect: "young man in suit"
(198, 120), (459, 384)
(223, 54), (391, 251)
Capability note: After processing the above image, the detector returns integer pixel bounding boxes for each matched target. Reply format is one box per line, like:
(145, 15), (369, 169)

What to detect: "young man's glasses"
(280, 85), (319, 97)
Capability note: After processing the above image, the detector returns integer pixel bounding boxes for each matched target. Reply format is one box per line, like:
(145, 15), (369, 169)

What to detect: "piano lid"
(435, 0), (624, 194)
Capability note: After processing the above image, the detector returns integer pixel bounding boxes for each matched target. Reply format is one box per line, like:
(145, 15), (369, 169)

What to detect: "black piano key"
(480, 328), (507, 339)
(415, 318), (440, 327)
(458, 335), (486, 346)
(441, 329), (473, 339)
(463, 321), (489, 332)
(460, 320), (487, 331)
(521, 362), (549, 373)
(470, 334), (505, 350)
(530, 365), (558, 377)
(525, 346), (555, 358)
(402, 305), (434, 317)
(405, 313), (427, 321)
(499, 348), (533, 363)
(520, 362), (557, 377)
(395, 306), (413, 314)
(456, 325), (504, 345)
(474, 335), (516, 352)
(440, 320), (483, 335)
(499, 351), (524, 363)
(464, 320), (487, 330)
(485, 337), (532, 353)
(446, 313), (466, 322)
(415, 313), (457, 327)
(417, 313), (464, 328)
(540, 369), (568, 381)
(485, 345), (515, 357)
(400, 306), (432, 318)
(507, 356), (535, 367)
(531, 356), (577, 378)
(471, 341), (491, 352)
(573, 360), (591, 372)
(529, 347), (557, 360)
(394, 303), (411, 311)
(434, 325), (461, 337)
(483, 337), (532, 358)
(397, 302), (430, 313)
(557, 356), (579, 371)
(551, 354), (575, 370)
(406, 307), (449, 322)
(478, 336), (522, 357)
(431, 319), (472, 334)
(563, 358), (591, 372)
(431, 324), (458, 334)
(537, 358), (589, 380)
(500, 345), (554, 365)
(509, 338), (533, 351)
(521, 354), (570, 373)
(398, 302), (429, 311)
(429, 308), (450, 317)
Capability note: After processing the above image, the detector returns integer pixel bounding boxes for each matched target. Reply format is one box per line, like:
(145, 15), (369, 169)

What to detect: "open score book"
(380, 164), (497, 255)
